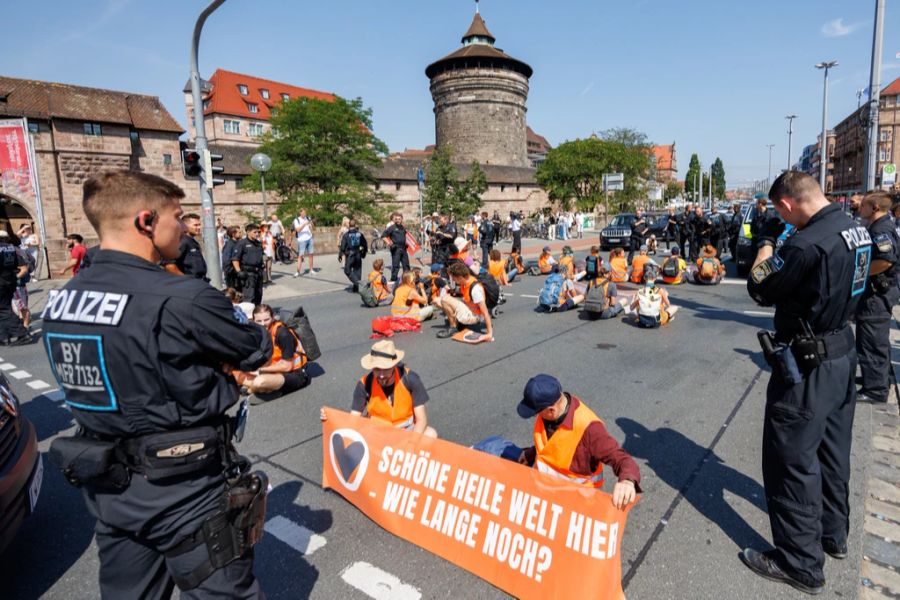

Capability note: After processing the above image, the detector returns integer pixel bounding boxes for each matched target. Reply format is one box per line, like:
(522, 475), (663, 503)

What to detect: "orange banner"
(322, 409), (635, 600)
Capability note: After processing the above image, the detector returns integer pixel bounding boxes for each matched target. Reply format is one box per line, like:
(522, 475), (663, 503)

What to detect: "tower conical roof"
(426, 10), (532, 79)
(462, 13), (495, 44)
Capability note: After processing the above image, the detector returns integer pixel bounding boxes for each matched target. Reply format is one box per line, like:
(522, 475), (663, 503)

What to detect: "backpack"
(699, 258), (718, 280)
(479, 221), (494, 243)
(468, 273), (500, 310)
(636, 287), (662, 328)
(584, 280), (610, 314)
(285, 306), (321, 362)
(345, 230), (365, 257)
(359, 280), (379, 307)
(662, 257), (679, 278)
(585, 255), (601, 280)
(538, 273), (565, 307)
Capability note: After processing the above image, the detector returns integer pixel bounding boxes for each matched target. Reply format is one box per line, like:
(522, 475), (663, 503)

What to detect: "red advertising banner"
(0, 119), (36, 201)
(322, 409), (635, 600)
(405, 230), (421, 256)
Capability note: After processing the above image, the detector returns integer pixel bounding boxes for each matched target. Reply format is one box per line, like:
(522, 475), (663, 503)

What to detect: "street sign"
(602, 172), (624, 192)
(417, 167), (425, 190)
(883, 163), (897, 187)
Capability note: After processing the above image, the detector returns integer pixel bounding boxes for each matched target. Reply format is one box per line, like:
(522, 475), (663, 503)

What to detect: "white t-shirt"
(269, 219), (284, 237)
(293, 216), (312, 241)
(510, 218), (521, 232)
(469, 281), (485, 305)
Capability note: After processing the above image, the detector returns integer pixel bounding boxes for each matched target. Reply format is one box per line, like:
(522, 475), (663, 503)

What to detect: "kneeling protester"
(239, 304), (310, 400)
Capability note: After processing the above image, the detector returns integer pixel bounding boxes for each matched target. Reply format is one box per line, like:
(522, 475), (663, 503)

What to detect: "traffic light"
(182, 149), (201, 177)
(207, 151), (225, 187)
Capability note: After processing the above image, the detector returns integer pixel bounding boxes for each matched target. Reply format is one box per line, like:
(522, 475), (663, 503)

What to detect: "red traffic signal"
(182, 149), (202, 177)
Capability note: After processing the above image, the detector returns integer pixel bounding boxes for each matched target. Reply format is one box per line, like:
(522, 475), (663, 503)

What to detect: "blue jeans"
(507, 268), (518, 282)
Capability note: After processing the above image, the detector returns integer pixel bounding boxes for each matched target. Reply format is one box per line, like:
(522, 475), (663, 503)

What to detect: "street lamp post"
(785, 115), (797, 171)
(864, 0), (886, 191)
(815, 61), (838, 193)
(250, 152), (272, 220)
(766, 144), (775, 188)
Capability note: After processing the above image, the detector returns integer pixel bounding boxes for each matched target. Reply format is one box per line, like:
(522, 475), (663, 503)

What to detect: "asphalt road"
(0, 243), (874, 599)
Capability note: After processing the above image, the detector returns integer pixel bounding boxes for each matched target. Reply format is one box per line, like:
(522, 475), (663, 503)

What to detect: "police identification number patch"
(751, 256), (780, 284)
(874, 233), (893, 254)
(45, 333), (118, 412)
(851, 246), (872, 297)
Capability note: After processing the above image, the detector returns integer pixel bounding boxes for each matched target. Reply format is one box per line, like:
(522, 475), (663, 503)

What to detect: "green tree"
(664, 181), (683, 201)
(535, 135), (651, 213)
(711, 157), (726, 200)
(422, 145), (488, 217)
(684, 154), (702, 202)
(244, 95), (391, 226)
(600, 127), (649, 148)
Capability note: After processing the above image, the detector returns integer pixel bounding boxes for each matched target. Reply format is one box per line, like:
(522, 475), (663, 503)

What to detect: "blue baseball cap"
(517, 374), (563, 418)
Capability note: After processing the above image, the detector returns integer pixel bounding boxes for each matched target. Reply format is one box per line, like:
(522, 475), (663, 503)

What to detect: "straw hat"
(360, 340), (405, 370)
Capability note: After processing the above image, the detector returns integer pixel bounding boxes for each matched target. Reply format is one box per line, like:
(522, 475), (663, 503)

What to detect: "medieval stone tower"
(425, 8), (532, 168)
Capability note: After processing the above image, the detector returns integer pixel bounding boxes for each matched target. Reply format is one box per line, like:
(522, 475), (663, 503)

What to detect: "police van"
(734, 203), (792, 276)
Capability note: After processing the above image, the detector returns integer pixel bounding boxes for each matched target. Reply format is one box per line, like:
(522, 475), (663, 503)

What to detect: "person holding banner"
(516, 374), (640, 510)
(320, 340), (435, 437)
(383, 212), (410, 283)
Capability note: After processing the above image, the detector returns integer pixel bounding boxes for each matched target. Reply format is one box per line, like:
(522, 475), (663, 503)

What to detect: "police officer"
(707, 204), (724, 257)
(478, 211), (495, 265)
(382, 212), (409, 282)
(742, 171), (872, 595)
(727, 203), (743, 259)
(174, 213), (208, 280)
(750, 195), (777, 248)
(676, 203), (690, 258)
(42, 171), (272, 598)
(0, 230), (32, 345)
(232, 223), (265, 305)
(430, 213), (457, 266)
(691, 205), (709, 261)
(339, 218), (368, 292)
(856, 191), (900, 403)
(628, 208), (648, 263)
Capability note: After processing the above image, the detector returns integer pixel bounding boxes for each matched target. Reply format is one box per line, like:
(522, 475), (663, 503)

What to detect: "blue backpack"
(539, 272), (565, 307)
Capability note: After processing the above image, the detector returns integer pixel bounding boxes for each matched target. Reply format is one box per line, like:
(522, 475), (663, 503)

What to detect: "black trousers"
(627, 238), (641, 263)
(239, 271), (263, 305)
(343, 253), (362, 290)
(511, 231), (522, 254)
(677, 231), (688, 254)
(762, 340), (857, 587)
(481, 244), (493, 266)
(389, 246), (409, 282)
(856, 291), (897, 402)
(0, 285), (27, 340)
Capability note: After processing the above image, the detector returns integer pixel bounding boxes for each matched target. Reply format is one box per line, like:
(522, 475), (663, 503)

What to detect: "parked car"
(599, 214), (636, 250)
(0, 372), (41, 555)
(734, 204), (791, 277)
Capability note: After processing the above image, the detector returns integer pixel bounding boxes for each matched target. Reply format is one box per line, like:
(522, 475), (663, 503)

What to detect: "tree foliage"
(421, 145), (488, 217)
(535, 133), (651, 213)
(684, 153), (702, 202)
(244, 95), (391, 226)
(664, 181), (683, 201)
(711, 157), (726, 200)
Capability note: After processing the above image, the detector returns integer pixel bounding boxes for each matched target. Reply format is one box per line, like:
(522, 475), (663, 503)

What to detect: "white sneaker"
(293, 272), (300, 278)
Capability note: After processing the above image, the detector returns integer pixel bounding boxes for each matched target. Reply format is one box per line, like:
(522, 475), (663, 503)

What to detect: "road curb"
(859, 309), (900, 598)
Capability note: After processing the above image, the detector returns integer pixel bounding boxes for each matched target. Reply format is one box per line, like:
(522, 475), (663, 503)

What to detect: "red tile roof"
(881, 76), (900, 96)
(652, 144), (675, 171)
(200, 69), (334, 120)
(0, 75), (182, 132)
(526, 126), (550, 151)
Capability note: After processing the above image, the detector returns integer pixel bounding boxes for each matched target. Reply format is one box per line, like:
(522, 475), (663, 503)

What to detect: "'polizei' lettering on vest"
(840, 226), (872, 250)
(42, 289), (130, 326)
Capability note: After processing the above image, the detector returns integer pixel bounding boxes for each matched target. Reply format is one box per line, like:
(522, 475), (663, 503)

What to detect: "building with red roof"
(651, 143), (677, 183)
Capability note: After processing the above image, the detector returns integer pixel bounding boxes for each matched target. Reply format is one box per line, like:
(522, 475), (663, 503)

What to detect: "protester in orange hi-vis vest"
(319, 340), (436, 437)
(516, 374), (640, 509)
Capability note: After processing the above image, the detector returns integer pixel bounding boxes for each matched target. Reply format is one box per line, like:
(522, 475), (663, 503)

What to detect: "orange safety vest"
(363, 367), (414, 428)
(488, 259), (505, 282)
(559, 255), (574, 273)
(459, 277), (483, 314)
(533, 397), (605, 487)
(630, 255), (650, 283)
(609, 256), (628, 282)
(369, 270), (388, 299)
(538, 254), (553, 273)
(662, 257), (685, 285)
(269, 322), (307, 371)
(390, 284), (420, 316)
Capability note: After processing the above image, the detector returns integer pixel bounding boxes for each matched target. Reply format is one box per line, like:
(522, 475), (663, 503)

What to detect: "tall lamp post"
(250, 152), (272, 220)
(766, 144), (775, 188)
(785, 115), (797, 171)
(815, 61), (838, 192)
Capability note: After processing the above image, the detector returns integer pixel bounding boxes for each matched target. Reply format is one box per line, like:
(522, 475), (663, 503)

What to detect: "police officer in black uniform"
(691, 205), (709, 261)
(478, 211), (495, 265)
(727, 203), (743, 259)
(855, 190), (900, 403)
(741, 171), (872, 595)
(430, 213), (456, 266)
(676, 203), (690, 258)
(232, 223), (265, 305)
(707, 205), (724, 257)
(628, 209), (648, 263)
(174, 213), (208, 280)
(0, 230), (31, 345)
(383, 212), (409, 282)
(43, 171), (272, 598)
(339, 218), (368, 292)
(750, 195), (777, 248)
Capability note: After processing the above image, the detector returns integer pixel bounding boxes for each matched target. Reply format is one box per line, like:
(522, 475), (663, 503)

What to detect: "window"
(879, 147), (891, 162)
(249, 122), (264, 136)
(235, 177), (244, 189)
(395, 182), (402, 191)
(516, 184), (520, 193)
(83, 123), (102, 136)
(202, 99), (210, 110)
(27, 121), (39, 133)
(880, 129), (892, 142)
(238, 84), (248, 95)
(247, 103), (258, 114)
(281, 93), (290, 101)
(260, 88), (269, 99)
(129, 129), (140, 141)
(375, 182), (381, 191)
(163, 153), (172, 166)
(500, 184), (506, 192)
(223, 119), (240, 134)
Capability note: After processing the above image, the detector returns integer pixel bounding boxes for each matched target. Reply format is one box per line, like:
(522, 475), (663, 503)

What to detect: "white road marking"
(519, 294), (540, 298)
(743, 310), (774, 317)
(0, 363), (16, 371)
(720, 279), (746, 285)
(264, 515), (327, 556)
(9, 370), (31, 380)
(341, 562), (422, 600)
(26, 379), (51, 390)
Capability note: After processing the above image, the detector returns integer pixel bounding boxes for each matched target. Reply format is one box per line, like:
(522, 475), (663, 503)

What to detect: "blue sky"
(3, 0), (898, 187)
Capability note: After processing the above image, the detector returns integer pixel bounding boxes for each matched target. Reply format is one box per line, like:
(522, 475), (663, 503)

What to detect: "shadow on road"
(674, 296), (772, 328)
(617, 418), (770, 551)
(734, 347), (769, 370)
(255, 480), (332, 599)
(21, 392), (74, 442)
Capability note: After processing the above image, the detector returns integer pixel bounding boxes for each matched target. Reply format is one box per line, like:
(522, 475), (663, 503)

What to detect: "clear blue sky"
(3, 0), (898, 187)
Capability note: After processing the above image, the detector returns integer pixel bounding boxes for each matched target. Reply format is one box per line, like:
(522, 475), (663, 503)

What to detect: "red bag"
(370, 316), (421, 338)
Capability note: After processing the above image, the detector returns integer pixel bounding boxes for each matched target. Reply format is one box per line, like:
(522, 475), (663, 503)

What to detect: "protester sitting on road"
(646, 234), (658, 255)
(537, 265), (584, 313)
(584, 246), (602, 281)
(628, 269), (678, 328)
(690, 245), (726, 285)
(320, 340), (436, 438)
(239, 304), (310, 400)
(538, 246), (556, 274)
(451, 237), (473, 266)
(630, 245), (651, 283)
(515, 374), (640, 508)
(223, 287), (255, 321)
(391, 271), (434, 321)
(558, 245), (575, 274)
(488, 249), (512, 285)
(433, 261), (493, 341)
(509, 250), (526, 278)
(609, 247), (628, 282)
(582, 265), (625, 320)
(368, 258), (392, 303)
(661, 246), (687, 285)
